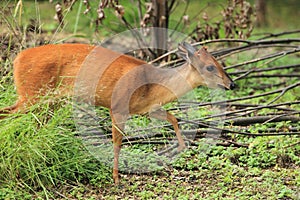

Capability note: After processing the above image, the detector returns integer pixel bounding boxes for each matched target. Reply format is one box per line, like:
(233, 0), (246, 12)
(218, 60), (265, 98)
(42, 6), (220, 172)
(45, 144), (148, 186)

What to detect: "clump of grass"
(0, 100), (112, 199)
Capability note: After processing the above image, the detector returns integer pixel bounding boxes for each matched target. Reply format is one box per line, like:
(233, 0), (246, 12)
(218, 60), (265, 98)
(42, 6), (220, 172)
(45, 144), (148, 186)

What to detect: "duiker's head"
(178, 42), (235, 90)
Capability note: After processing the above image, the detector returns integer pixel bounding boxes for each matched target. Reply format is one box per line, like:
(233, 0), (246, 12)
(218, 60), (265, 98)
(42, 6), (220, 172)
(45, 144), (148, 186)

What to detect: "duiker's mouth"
(218, 82), (235, 90)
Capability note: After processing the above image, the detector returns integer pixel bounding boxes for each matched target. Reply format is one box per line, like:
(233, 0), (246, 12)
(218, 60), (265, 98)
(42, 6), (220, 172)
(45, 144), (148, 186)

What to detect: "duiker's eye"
(206, 65), (215, 72)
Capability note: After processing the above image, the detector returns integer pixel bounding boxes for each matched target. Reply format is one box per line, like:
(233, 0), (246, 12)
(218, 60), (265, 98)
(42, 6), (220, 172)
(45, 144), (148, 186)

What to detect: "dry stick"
(229, 63), (300, 75)
(184, 127), (300, 135)
(267, 82), (299, 105)
(183, 130), (249, 148)
(232, 52), (290, 81)
(246, 74), (300, 78)
(218, 44), (299, 58)
(225, 47), (300, 70)
(187, 113), (299, 129)
(257, 29), (300, 40)
(233, 101), (300, 114)
(229, 45), (299, 80)
(215, 43), (300, 59)
(261, 111), (300, 125)
(149, 49), (177, 64)
(214, 139), (249, 148)
(77, 106), (299, 143)
(230, 47), (298, 81)
(196, 38), (253, 46)
(201, 101), (296, 112)
(200, 101), (300, 121)
(193, 38), (300, 58)
(229, 114), (300, 126)
(181, 118), (300, 137)
(213, 38), (300, 57)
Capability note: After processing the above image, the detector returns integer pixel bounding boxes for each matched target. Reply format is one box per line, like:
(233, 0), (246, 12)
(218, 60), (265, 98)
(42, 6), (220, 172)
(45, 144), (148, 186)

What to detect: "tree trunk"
(151, 0), (168, 57)
(256, 0), (267, 27)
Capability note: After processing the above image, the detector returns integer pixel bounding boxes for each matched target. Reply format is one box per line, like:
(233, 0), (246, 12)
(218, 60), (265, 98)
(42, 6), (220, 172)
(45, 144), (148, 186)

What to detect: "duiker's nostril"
(230, 82), (236, 90)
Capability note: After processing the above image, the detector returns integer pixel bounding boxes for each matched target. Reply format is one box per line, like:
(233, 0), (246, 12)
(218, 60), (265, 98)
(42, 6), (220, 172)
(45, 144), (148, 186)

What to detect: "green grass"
(0, 100), (112, 199)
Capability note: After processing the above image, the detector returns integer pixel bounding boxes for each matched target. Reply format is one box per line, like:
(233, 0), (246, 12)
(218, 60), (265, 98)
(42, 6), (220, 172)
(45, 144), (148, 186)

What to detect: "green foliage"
(0, 102), (111, 199)
(170, 137), (299, 199)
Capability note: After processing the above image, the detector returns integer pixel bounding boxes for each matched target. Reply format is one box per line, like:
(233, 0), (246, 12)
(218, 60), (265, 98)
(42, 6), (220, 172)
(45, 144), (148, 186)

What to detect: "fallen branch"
(229, 63), (300, 75)
(179, 119), (300, 137)
(228, 115), (300, 126)
(200, 101), (300, 120)
(225, 47), (300, 69)
(244, 74), (300, 78)
(257, 29), (300, 40)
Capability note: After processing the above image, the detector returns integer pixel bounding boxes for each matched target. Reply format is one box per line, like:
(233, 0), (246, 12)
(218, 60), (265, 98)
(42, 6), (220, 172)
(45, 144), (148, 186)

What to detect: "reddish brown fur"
(0, 43), (234, 184)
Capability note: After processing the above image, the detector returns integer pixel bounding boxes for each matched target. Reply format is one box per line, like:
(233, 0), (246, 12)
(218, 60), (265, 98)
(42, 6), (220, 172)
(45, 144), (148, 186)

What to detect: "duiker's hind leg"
(0, 103), (18, 119)
(0, 98), (36, 119)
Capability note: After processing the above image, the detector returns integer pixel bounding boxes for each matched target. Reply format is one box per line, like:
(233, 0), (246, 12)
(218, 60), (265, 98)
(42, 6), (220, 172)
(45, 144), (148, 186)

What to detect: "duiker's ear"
(177, 42), (197, 63)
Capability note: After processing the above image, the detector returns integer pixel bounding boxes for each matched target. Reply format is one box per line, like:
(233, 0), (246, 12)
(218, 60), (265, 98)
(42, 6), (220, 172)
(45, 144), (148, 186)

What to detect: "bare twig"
(257, 29), (300, 40)
(225, 47), (300, 69)
(181, 119), (300, 137)
(245, 74), (300, 78)
(229, 115), (300, 126)
(198, 101), (300, 121)
(229, 64), (300, 75)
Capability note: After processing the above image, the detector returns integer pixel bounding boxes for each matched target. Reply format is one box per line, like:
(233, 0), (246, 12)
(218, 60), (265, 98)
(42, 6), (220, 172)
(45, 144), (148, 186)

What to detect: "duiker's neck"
(160, 62), (203, 98)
